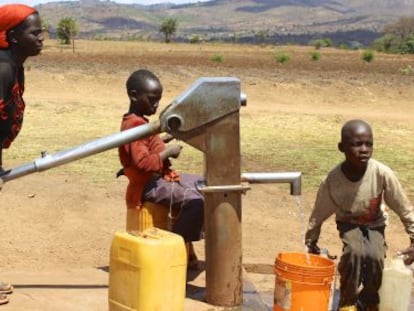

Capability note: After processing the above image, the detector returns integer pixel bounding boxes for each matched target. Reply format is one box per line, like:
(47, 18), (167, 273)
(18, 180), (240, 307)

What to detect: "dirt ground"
(1, 41), (414, 299)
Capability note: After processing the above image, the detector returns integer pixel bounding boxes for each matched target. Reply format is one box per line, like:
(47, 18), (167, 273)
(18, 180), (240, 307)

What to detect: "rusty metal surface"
(159, 77), (246, 306)
(192, 112), (243, 306)
(159, 77), (241, 133)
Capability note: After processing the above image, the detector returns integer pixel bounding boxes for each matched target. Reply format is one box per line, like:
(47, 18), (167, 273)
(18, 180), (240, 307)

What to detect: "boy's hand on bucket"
(306, 241), (337, 260)
(325, 250), (337, 260)
(306, 241), (321, 255)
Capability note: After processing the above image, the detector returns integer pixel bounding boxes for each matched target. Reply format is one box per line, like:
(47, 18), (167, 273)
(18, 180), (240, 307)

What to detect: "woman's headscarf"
(0, 4), (37, 49)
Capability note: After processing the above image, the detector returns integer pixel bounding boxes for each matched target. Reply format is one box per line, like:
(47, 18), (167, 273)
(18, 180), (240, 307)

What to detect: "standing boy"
(305, 119), (414, 311)
(118, 69), (204, 268)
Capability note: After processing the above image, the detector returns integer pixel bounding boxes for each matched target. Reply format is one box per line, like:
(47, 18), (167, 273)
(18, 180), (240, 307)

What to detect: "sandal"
(0, 294), (9, 305)
(0, 282), (13, 295)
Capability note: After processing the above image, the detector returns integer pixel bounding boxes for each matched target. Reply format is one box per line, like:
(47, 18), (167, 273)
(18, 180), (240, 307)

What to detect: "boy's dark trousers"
(336, 221), (386, 309)
(143, 173), (204, 242)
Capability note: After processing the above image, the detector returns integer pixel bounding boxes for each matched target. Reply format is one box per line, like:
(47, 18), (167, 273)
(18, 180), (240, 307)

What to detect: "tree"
(57, 17), (78, 52)
(309, 38), (333, 49)
(255, 30), (269, 45)
(374, 17), (414, 54)
(159, 18), (178, 43)
(41, 19), (51, 40)
(399, 35), (414, 54)
(372, 34), (400, 53)
(383, 16), (414, 41)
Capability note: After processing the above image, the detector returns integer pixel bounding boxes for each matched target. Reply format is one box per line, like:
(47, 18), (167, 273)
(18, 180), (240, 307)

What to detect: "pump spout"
(241, 172), (302, 196)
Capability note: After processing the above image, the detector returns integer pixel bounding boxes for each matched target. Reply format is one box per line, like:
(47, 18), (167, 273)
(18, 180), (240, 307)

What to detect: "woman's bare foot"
(0, 282), (12, 295)
(0, 294), (9, 305)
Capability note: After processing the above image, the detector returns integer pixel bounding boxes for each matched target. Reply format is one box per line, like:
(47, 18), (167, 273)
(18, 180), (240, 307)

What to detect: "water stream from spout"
(293, 195), (305, 246)
(293, 195), (312, 265)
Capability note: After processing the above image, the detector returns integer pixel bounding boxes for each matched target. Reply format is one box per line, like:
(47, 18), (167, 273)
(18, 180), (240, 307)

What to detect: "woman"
(0, 3), (44, 305)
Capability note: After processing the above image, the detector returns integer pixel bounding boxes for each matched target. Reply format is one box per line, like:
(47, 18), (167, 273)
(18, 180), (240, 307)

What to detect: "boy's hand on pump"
(161, 133), (174, 143)
(165, 144), (183, 159)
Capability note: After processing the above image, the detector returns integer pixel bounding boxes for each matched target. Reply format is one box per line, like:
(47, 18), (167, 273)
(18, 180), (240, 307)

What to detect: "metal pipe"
(241, 172), (302, 195)
(240, 92), (247, 106)
(0, 121), (161, 183)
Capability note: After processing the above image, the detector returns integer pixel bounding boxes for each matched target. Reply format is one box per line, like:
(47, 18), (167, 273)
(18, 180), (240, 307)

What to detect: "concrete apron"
(0, 267), (270, 311)
(2, 268), (414, 311)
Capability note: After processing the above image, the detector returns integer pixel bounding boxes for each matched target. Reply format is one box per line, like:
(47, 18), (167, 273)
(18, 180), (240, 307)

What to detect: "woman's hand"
(0, 166), (10, 176)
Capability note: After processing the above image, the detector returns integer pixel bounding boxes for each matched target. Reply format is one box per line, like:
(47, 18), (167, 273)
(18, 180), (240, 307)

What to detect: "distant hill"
(36, 0), (414, 46)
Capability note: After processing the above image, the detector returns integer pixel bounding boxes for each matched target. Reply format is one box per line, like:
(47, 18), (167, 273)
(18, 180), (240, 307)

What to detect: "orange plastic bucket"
(274, 252), (335, 311)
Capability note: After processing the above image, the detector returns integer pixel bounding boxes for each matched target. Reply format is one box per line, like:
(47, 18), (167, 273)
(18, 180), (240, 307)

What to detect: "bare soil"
(1, 41), (414, 281)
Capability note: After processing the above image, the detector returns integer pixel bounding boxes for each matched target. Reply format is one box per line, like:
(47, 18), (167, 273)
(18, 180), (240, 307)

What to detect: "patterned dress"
(0, 49), (25, 149)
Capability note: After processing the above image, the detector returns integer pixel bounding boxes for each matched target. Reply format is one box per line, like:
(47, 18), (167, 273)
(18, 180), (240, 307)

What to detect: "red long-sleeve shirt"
(118, 113), (167, 209)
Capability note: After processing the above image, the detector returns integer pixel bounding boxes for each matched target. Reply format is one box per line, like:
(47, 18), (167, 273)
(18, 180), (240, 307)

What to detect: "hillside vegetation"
(36, 0), (414, 45)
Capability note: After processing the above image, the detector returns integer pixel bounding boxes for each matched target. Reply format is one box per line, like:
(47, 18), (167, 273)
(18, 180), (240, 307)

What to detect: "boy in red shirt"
(118, 69), (204, 268)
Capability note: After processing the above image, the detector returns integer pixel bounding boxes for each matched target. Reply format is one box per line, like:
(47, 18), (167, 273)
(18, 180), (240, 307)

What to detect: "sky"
(0, 0), (210, 5)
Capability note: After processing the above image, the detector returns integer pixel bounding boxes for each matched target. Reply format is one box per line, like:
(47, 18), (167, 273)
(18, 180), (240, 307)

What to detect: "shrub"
(399, 37), (414, 54)
(189, 35), (201, 44)
(399, 65), (413, 75)
(362, 50), (375, 63)
(309, 38), (333, 49)
(348, 41), (364, 50)
(372, 34), (400, 53)
(275, 53), (291, 64)
(323, 38), (333, 47)
(311, 51), (321, 61)
(211, 54), (223, 62)
(338, 43), (349, 50)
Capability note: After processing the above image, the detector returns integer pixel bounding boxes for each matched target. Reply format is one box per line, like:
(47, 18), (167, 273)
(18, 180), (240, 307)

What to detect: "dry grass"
(4, 39), (414, 196)
(2, 39), (414, 274)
